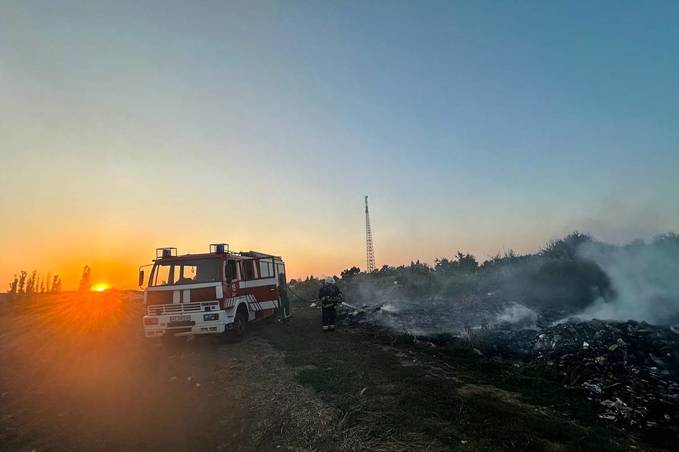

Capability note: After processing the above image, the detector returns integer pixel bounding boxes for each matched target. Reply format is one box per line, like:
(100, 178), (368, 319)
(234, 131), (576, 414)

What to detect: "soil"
(0, 292), (662, 451)
(0, 293), (334, 452)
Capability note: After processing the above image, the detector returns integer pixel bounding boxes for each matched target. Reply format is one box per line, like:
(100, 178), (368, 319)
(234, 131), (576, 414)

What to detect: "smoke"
(346, 276), (538, 336)
(337, 233), (679, 338)
(494, 303), (537, 329)
(574, 236), (679, 325)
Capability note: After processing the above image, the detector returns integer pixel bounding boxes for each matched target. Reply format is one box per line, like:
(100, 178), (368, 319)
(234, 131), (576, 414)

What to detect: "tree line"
(290, 232), (679, 317)
(6, 265), (94, 295)
(7, 271), (62, 294)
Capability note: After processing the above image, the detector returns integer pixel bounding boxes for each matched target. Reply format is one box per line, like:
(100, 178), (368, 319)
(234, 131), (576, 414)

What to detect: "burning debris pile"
(338, 293), (679, 434)
(340, 299), (679, 434)
(308, 232), (679, 434)
(339, 292), (541, 336)
(480, 319), (679, 433)
(340, 293), (515, 336)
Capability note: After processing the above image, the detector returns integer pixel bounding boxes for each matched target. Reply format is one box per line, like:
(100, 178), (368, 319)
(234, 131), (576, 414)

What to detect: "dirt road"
(0, 292), (661, 451)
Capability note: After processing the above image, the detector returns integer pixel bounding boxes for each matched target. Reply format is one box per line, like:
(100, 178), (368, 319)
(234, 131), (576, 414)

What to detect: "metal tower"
(364, 195), (376, 272)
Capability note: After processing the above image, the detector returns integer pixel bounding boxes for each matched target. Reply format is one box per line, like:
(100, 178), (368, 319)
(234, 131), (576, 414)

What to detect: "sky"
(1, 0), (678, 289)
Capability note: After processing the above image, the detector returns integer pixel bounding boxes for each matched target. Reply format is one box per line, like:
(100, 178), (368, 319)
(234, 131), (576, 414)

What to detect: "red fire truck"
(139, 244), (288, 340)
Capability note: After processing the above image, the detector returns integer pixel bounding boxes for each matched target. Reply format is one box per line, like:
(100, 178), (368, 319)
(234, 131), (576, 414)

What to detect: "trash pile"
(338, 300), (679, 434)
(544, 321), (677, 432)
(481, 319), (679, 434)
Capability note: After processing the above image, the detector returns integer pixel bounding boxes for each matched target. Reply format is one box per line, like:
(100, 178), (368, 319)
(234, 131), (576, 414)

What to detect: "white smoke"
(379, 303), (401, 314)
(575, 238), (679, 324)
(342, 234), (679, 335)
(494, 303), (538, 329)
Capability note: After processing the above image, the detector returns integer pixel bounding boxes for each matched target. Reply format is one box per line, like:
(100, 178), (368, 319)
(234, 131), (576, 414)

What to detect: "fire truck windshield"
(150, 259), (220, 287)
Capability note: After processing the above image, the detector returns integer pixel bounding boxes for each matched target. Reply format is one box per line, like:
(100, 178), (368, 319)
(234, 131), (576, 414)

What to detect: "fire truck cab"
(140, 244), (287, 339)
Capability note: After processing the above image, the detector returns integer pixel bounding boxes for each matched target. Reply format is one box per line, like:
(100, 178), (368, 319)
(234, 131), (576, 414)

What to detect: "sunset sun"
(91, 282), (111, 292)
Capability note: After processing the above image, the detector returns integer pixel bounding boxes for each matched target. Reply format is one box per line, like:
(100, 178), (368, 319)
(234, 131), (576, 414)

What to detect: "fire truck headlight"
(144, 317), (159, 325)
(203, 313), (219, 321)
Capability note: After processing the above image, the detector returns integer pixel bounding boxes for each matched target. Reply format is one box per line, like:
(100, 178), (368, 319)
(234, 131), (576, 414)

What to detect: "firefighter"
(318, 276), (342, 332)
(277, 273), (290, 321)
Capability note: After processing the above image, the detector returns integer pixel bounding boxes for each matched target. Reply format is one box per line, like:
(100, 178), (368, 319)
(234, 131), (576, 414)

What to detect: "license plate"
(169, 315), (191, 322)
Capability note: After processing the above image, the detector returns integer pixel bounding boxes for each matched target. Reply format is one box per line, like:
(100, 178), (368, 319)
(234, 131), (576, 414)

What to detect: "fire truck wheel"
(231, 310), (248, 341)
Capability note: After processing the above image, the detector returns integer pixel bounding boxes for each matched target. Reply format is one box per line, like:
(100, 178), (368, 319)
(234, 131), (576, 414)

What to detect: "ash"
(483, 318), (679, 434)
(329, 232), (679, 434)
(340, 302), (679, 435)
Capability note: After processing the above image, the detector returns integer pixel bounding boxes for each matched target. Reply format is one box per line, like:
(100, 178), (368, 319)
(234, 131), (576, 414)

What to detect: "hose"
(286, 284), (316, 304)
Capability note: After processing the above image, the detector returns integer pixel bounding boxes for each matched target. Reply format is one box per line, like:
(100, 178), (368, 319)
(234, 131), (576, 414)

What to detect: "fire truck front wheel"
(229, 309), (248, 341)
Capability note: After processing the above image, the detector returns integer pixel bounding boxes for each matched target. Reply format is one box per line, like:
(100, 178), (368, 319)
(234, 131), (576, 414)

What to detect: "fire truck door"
(225, 259), (239, 297)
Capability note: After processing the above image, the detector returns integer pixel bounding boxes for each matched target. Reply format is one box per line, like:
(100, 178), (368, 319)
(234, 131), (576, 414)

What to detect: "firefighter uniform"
(318, 278), (342, 332)
(278, 274), (291, 320)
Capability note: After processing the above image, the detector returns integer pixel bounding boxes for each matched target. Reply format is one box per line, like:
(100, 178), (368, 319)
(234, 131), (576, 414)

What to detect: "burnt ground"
(0, 293), (669, 451)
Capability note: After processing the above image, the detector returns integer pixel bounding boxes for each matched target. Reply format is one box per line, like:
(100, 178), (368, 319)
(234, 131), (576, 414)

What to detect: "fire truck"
(139, 244), (288, 340)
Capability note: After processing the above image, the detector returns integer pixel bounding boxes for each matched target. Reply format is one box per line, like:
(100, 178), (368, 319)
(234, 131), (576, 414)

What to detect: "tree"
(17, 271), (27, 294)
(25, 270), (37, 294)
(340, 266), (361, 279)
(434, 257), (451, 272)
(541, 232), (592, 260)
(8, 275), (18, 294)
(455, 252), (479, 272)
(434, 252), (478, 273)
(51, 275), (62, 293)
(408, 260), (431, 274)
(482, 249), (522, 268)
(79, 265), (91, 291)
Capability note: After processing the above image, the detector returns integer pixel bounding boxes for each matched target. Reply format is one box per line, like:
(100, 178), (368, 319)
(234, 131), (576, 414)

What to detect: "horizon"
(2, 1), (678, 290)
(3, 230), (677, 292)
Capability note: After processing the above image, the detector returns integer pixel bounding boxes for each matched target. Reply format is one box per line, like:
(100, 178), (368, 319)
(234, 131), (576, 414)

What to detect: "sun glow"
(91, 282), (111, 292)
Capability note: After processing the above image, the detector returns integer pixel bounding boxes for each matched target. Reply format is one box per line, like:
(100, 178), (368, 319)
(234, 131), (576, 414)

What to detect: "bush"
(523, 258), (612, 311)
(292, 232), (679, 320)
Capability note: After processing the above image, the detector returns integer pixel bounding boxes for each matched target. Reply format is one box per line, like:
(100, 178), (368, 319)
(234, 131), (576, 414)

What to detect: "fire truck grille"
(146, 291), (173, 305)
(147, 303), (202, 315)
(190, 287), (217, 302)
